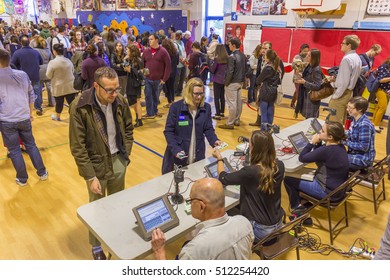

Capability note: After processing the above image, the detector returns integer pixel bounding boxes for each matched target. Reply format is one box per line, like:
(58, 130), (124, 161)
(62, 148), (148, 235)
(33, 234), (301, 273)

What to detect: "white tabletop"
(236, 118), (322, 173)
(77, 150), (240, 260)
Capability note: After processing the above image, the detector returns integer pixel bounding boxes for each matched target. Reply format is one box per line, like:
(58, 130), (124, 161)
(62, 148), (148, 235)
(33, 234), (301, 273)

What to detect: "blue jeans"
(174, 67), (186, 96)
(41, 80), (54, 106)
(32, 80), (42, 111)
(250, 219), (283, 243)
(144, 79), (161, 116)
(284, 176), (327, 209)
(0, 119), (46, 183)
(259, 101), (274, 131)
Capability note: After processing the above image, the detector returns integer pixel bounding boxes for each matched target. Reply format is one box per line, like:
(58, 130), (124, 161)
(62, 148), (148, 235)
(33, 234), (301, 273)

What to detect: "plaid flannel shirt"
(346, 114), (376, 168)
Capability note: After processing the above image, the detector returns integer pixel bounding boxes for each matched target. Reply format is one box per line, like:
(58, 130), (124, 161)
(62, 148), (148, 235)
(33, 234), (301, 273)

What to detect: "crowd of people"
(1, 18), (390, 260)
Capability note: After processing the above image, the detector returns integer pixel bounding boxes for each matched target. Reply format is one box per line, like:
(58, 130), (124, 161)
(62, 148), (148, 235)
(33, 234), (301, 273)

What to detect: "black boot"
(134, 119), (143, 127)
(249, 114), (261, 126)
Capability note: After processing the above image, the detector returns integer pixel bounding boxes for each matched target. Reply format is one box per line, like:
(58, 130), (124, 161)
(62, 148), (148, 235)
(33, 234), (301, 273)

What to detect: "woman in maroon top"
(81, 44), (107, 89)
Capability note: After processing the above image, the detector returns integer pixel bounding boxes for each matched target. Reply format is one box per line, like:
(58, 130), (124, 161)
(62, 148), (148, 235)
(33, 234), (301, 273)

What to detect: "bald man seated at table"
(151, 178), (254, 260)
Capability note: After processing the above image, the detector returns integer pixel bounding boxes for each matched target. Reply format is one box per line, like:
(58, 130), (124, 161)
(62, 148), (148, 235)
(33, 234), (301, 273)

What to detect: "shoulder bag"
(309, 72), (334, 102)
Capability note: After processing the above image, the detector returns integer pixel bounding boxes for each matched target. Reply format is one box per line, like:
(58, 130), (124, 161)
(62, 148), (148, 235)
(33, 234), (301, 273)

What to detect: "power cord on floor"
(296, 227), (375, 259)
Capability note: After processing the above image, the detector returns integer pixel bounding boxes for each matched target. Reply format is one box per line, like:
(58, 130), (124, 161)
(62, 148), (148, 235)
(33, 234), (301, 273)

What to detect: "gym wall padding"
(262, 27), (390, 68)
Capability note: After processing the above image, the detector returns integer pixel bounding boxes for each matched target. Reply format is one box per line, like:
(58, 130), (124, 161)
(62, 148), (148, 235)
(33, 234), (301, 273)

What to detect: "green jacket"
(69, 88), (134, 180)
(40, 28), (51, 39)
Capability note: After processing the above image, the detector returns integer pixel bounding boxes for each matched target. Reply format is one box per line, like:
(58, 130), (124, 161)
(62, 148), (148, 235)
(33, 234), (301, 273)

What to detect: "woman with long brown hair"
(294, 48), (323, 119)
(213, 130), (285, 242)
(110, 41), (127, 96)
(248, 44), (262, 104)
(124, 44), (144, 127)
(70, 30), (87, 53)
(256, 49), (281, 131)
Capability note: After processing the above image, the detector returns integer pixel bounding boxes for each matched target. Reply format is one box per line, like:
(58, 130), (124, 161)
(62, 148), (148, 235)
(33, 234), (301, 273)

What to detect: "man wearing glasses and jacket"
(69, 67), (134, 260)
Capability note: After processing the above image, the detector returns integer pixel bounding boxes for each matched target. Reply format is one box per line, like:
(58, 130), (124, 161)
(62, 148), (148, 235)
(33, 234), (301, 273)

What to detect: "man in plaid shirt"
(345, 97), (376, 171)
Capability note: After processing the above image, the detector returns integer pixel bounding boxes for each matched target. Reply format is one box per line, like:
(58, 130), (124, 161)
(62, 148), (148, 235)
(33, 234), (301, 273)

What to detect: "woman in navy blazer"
(162, 78), (222, 174)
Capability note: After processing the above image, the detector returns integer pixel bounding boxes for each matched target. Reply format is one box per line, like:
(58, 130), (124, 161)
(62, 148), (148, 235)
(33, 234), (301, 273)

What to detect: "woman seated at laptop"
(162, 78), (223, 174)
(212, 130), (285, 243)
(284, 121), (349, 215)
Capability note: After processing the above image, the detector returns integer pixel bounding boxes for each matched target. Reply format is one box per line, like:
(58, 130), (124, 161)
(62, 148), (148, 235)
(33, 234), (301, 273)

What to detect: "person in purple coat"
(81, 44), (107, 89)
(209, 44), (228, 120)
(162, 78), (223, 174)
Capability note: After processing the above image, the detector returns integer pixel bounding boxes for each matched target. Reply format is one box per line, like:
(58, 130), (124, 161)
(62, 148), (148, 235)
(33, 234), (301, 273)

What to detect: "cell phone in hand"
(177, 151), (188, 159)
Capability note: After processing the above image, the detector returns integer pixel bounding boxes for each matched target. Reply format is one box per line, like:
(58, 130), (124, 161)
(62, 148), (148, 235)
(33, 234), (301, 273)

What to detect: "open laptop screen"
(288, 132), (310, 154)
(311, 118), (323, 134)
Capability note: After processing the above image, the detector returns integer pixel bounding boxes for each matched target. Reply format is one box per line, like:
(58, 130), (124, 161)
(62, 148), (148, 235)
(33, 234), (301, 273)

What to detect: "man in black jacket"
(219, 37), (246, 129)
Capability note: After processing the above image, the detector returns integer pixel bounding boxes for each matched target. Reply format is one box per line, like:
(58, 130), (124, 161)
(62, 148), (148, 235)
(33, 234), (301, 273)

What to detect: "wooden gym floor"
(0, 85), (389, 260)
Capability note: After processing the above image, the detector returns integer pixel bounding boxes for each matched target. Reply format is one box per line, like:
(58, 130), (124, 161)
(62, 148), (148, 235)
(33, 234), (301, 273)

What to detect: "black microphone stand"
(171, 166), (184, 204)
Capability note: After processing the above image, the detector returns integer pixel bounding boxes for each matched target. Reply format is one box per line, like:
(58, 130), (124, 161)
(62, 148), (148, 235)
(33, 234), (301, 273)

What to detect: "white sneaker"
(16, 179), (27, 186)
(40, 171), (48, 181)
(51, 114), (61, 121)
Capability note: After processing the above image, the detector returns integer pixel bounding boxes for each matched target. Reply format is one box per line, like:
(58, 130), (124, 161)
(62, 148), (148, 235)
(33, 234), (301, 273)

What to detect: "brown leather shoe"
(92, 249), (106, 260)
(249, 115), (261, 126)
(218, 124), (234, 129)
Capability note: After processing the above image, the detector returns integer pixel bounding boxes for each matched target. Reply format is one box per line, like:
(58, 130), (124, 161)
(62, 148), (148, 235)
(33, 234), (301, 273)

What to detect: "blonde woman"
(162, 78), (222, 174)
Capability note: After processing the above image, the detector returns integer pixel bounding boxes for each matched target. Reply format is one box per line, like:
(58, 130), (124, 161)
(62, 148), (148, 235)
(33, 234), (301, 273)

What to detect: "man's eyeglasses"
(96, 82), (122, 95)
(341, 42), (348, 45)
(193, 92), (205, 97)
(185, 197), (204, 204)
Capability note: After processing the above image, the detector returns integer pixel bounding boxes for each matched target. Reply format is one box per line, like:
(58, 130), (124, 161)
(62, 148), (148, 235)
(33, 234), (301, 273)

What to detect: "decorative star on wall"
(151, 13), (154, 19)
(141, 16), (145, 22)
(161, 17), (165, 23)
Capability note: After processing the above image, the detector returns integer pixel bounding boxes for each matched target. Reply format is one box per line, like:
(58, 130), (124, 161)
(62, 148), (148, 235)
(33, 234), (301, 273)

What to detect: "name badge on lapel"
(178, 114), (188, 126)
(178, 121), (189, 126)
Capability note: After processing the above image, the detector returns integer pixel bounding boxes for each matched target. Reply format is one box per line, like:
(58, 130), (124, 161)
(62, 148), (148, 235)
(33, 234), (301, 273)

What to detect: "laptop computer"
(204, 158), (234, 179)
(311, 118), (323, 134)
(288, 131), (310, 154)
(132, 195), (180, 241)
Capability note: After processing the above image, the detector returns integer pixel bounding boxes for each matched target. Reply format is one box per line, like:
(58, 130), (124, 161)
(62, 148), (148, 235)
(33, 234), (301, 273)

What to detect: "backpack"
(49, 35), (67, 56)
(49, 36), (61, 54)
(327, 66), (367, 97)
(188, 53), (206, 80)
(353, 74), (367, 97)
(366, 70), (380, 103)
